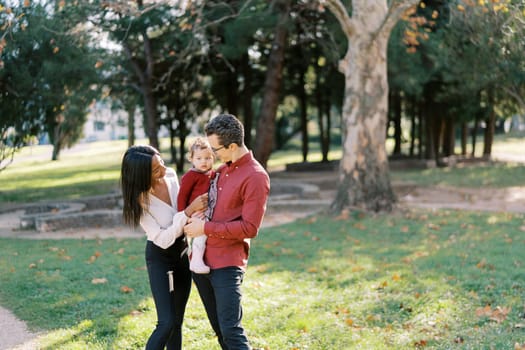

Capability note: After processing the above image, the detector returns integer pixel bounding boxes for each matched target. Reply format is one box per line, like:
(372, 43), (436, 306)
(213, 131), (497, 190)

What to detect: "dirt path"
(1, 174), (524, 349)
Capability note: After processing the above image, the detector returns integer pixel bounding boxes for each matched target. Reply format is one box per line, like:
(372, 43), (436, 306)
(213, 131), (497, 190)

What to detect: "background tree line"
(0, 0), (523, 212)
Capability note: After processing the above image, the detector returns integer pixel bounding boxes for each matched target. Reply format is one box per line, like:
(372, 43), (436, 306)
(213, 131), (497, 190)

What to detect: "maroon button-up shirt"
(203, 152), (270, 270)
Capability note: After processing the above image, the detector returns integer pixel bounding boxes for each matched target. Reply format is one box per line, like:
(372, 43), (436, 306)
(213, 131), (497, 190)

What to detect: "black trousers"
(145, 238), (191, 350)
(193, 267), (251, 350)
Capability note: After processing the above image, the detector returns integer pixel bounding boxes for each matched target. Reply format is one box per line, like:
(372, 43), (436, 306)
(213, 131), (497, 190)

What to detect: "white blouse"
(140, 168), (189, 249)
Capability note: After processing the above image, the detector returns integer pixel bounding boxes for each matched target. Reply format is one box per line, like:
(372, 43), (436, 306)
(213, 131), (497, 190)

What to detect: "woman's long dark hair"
(120, 145), (159, 228)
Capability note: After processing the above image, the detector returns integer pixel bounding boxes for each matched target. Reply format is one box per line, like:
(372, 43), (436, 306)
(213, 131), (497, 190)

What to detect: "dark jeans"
(145, 238), (191, 350)
(193, 267), (251, 350)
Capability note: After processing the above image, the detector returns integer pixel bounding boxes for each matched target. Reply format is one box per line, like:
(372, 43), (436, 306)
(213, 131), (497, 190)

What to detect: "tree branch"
(321, 0), (355, 39)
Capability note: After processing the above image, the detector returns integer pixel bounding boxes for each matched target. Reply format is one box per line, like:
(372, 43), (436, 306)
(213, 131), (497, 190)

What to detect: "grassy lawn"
(0, 133), (524, 349)
(0, 210), (524, 349)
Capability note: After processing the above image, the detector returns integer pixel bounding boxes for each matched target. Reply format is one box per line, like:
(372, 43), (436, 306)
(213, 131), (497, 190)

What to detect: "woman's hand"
(185, 193), (208, 217)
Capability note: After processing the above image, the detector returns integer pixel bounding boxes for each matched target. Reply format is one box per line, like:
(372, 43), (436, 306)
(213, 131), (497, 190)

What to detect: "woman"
(120, 145), (208, 350)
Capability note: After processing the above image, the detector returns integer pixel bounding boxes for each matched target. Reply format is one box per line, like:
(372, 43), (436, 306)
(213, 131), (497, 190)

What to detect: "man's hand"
(184, 216), (205, 238)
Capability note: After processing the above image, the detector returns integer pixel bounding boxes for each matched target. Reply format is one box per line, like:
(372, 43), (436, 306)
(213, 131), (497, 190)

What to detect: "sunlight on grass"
(0, 132), (524, 348)
(0, 209), (524, 348)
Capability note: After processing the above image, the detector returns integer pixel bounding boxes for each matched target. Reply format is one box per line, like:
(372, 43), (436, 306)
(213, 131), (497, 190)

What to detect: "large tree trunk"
(254, 0), (291, 168)
(325, 0), (415, 212)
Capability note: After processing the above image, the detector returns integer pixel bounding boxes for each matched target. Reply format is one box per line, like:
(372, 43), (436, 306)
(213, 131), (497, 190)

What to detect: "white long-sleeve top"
(140, 168), (189, 249)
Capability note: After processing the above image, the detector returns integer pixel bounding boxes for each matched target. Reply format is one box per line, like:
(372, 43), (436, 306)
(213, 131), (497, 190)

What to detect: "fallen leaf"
(475, 305), (492, 317)
(335, 209), (350, 221)
(392, 273), (401, 281)
(414, 339), (427, 348)
(427, 223), (440, 230)
(475, 305), (510, 323)
(92, 278), (108, 284)
(351, 265), (364, 272)
(306, 217), (317, 224)
(515, 342), (525, 350)
(476, 258), (487, 269)
(353, 222), (366, 230)
(490, 306), (511, 323)
(120, 286), (134, 293)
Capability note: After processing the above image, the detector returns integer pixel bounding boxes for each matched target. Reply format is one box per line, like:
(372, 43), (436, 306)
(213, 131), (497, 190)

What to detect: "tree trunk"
(442, 118), (455, 157)
(241, 54), (254, 148)
(390, 89), (402, 156)
(226, 68), (239, 117)
(471, 117), (479, 157)
(126, 104), (136, 149)
(460, 122), (467, 156)
(327, 0), (406, 212)
(321, 91), (331, 162)
(483, 87), (495, 158)
(51, 119), (63, 161)
(254, 0), (291, 168)
(409, 98), (416, 157)
(300, 67), (309, 163)
(143, 78), (159, 150)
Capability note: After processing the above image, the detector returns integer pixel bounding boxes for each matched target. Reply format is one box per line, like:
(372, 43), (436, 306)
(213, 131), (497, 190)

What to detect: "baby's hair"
(187, 137), (213, 162)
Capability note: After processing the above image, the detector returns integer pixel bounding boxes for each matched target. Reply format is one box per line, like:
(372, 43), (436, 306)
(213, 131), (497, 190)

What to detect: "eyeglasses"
(211, 145), (225, 153)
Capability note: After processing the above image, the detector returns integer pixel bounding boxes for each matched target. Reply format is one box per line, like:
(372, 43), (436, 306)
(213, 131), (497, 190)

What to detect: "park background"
(1, 1), (525, 349)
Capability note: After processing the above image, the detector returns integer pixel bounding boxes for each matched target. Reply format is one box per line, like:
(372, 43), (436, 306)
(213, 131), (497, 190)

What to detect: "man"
(184, 113), (270, 350)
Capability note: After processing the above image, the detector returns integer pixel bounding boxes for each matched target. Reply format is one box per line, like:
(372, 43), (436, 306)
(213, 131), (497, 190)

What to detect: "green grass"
(1, 210), (524, 349)
(390, 162), (525, 188)
(2, 132), (524, 206)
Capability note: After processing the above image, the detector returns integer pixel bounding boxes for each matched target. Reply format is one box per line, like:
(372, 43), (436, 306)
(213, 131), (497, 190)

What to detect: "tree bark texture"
(254, 0), (291, 168)
(325, 0), (414, 212)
